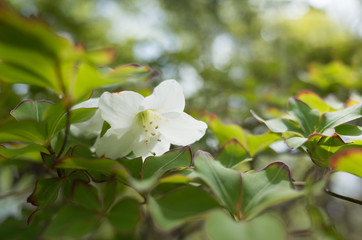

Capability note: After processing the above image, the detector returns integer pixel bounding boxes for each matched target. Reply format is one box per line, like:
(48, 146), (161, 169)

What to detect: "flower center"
(137, 110), (162, 155)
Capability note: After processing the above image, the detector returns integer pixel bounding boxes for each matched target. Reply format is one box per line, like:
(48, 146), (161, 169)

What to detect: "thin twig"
(325, 188), (362, 205)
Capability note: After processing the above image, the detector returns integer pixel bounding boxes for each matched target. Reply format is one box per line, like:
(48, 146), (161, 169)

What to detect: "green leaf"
(207, 115), (247, 146)
(288, 98), (320, 135)
(205, 210), (286, 240)
(71, 180), (102, 210)
(149, 186), (219, 230)
(247, 132), (281, 157)
(27, 178), (62, 209)
(142, 147), (192, 179)
(296, 90), (334, 113)
(108, 198), (140, 232)
(335, 124), (362, 141)
(0, 43), (57, 84)
(0, 119), (47, 144)
(304, 134), (347, 167)
(216, 139), (250, 168)
(0, 143), (46, 161)
(53, 157), (129, 181)
(10, 100), (53, 121)
(330, 148), (362, 178)
(208, 115), (280, 156)
(285, 136), (308, 149)
(194, 151), (242, 217)
(43, 206), (100, 238)
(63, 171), (90, 201)
(101, 180), (120, 210)
(0, 63), (56, 90)
(251, 111), (305, 136)
(44, 102), (97, 138)
(317, 102), (362, 133)
(72, 63), (151, 103)
(0, 6), (71, 92)
(242, 162), (302, 219)
(118, 157), (143, 179)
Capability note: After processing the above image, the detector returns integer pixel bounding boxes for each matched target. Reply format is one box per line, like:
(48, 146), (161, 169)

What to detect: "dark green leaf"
(71, 180), (102, 210)
(43, 206), (100, 238)
(108, 198), (140, 232)
(27, 178), (62, 209)
(118, 157), (143, 179)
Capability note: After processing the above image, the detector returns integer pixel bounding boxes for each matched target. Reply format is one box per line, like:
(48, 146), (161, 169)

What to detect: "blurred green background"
(1, 0), (362, 239)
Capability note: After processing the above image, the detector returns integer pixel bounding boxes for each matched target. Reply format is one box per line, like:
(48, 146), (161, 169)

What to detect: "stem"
(325, 188), (362, 205)
(56, 109), (71, 159)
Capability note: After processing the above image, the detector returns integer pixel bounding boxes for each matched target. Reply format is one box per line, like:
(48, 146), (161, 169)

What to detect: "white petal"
(132, 135), (171, 159)
(99, 91), (144, 129)
(141, 80), (185, 113)
(158, 112), (207, 146)
(94, 128), (139, 159)
(71, 98), (99, 110)
(72, 110), (103, 135)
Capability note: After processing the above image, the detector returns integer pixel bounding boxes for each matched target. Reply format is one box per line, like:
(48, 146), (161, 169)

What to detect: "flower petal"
(71, 98), (102, 135)
(94, 128), (139, 159)
(158, 112), (207, 146)
(141, 80), (185, 113)
(99, 91), (144, 129)
(132, 135), (171, 159)
(71, 98), (99, 109)
(72, 110), (103, 135)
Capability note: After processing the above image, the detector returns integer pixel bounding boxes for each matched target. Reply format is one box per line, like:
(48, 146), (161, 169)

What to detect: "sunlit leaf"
(330, 148), (362, 178)
(247, 132), (280, 157)
(207, 114), (247, 146)
(296, 90), (334, 113)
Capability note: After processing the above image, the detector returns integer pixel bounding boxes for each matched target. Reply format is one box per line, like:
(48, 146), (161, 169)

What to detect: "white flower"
(94, 79), (207, 159)
(71, 98), (103, 136)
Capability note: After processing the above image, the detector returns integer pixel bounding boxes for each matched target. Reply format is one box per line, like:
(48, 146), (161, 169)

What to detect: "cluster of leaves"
(0, 4), (361, 240)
